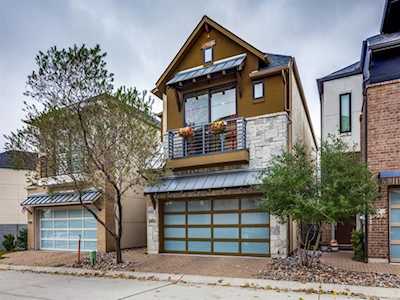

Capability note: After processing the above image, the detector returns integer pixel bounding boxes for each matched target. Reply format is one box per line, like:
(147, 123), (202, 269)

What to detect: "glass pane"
(84, 209), (96, 217)
(41, 220), (53, 229)
(213, 199), (239, 211)
(84, 218), (97, 229)
(188, 200), (211, 212)
(340, 94), (351, 132)
(40, 209), (52, 219)
(54, 230), (68, 239)
(55, 240), (68, 249)
(241, 227), (269, 239)
(83, 230), (96, 239)
(241, 198), (261, 210)
(185, 93), (209, 126)
(204, 47), (212, 63)
(391, 209), (400, 223)
(188, 227), (211, 238)
(164, 201), (186, 213)
(69, 219), (82, 229)
(241, 212), (269, 225)
(54, 220), (68, 229)
(164, 227), (185, 238)
(54, 210), (67, 218)
(164, 214), (185, 225)
(211, 88), (236, 121)
(40, 230), (54, 239)
(242, 242), (269, 254)
(69, 230), (82, 240)
(213, 227), (238, 239)
(164, 240), (186, 251)
(188, 241), (211, 252)
(83, 241), (97, 251)
(41, 240), (53, 249)
(391, 190), (400, 204)
(69, 209), (82, 218)
(391, 227), (400, 240)
(69, 240), (79, 250)
(253, 82), (263, 99)
(214, 242), (239, 253)
(213, 213), (238, 225)
(390, 244), (400, 259)
(188, 214), (211, 225)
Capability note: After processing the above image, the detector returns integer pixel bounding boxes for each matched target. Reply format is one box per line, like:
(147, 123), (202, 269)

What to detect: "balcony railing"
(168, 117), (247, 159)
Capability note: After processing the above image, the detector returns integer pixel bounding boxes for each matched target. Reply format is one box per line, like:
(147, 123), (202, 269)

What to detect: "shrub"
(16, 228), (28, 250)
(351, 230), (364, 261)
(2, 234), (16, 251)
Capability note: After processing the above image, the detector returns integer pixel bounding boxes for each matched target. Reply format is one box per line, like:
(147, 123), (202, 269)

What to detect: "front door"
(390, 189), (400, 262)
(335, 217), (356, 247)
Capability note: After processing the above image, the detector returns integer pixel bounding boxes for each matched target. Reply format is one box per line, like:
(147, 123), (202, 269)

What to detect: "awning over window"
(145, 169), (262, 194)
(21, 190), (102, 207)
(166, 53), (246, 86)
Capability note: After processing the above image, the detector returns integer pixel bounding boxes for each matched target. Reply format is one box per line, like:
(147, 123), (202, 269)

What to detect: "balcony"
(166, 118), (249, 169)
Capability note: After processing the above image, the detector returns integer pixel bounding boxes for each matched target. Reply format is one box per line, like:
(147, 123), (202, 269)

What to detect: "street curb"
(0, 264), (398, 299)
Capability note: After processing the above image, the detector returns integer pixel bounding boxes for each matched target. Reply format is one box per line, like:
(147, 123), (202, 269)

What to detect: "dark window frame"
(339, 92), (352, 133)
(252, 80), (264, 101)
(203, 47), (213, 64)
(183, 83), (238, 126)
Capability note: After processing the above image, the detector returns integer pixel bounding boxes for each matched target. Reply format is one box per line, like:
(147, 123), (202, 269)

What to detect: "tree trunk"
(115, 236), (122, 264)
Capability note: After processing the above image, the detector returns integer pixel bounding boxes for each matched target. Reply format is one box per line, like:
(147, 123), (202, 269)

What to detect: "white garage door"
(40, 207), (97, 251)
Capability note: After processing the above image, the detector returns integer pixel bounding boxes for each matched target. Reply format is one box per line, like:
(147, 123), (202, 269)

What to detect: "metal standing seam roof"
(21, 190), (102, 207)
(166, 53), (247, 85)
(144, 169), (262, 194)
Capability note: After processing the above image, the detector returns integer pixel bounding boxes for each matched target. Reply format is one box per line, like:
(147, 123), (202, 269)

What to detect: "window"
(184, 86), (236, 125)
(210, 88), (236, 121)
(339, 93), (351, 133)
(253, 81), (264, 100)
(203, 47), (213, 64)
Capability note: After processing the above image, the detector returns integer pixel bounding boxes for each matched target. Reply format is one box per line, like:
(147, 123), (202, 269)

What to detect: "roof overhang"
(145, 169), (262, 194)
(21, 189), (102, 207)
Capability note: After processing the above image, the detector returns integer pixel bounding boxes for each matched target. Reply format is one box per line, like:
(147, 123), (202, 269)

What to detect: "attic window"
(203, 47), (213, 64)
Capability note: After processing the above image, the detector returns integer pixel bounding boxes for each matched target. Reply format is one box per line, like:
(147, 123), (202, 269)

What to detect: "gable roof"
(0, 150), (37, 170)
(316, 61), (362, 95)
(154, 15), (268, 94)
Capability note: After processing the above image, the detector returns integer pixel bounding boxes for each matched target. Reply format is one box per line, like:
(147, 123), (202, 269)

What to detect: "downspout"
(363, 75), (369, 263)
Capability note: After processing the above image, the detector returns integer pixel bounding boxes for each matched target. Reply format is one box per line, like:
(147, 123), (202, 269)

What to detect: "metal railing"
(168, 117), (246, 159)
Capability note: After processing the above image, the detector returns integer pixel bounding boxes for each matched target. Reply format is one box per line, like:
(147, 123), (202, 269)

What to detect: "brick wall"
(366, 79), (400, 260)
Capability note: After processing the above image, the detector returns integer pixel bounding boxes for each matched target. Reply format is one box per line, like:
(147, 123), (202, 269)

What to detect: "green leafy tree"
(259, 138), (378, 265)
(5, 44), (163, 264)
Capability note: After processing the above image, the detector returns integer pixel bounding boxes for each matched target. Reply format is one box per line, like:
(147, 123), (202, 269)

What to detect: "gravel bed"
(71, 252), (135, 271)
(258, 257), (400, 288)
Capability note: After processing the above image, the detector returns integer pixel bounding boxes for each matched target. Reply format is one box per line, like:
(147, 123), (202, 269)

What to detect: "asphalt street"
(0, 270), (368, 300)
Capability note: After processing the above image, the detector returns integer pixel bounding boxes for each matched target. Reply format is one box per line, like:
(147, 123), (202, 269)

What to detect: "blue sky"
(0, 0), (385, 150)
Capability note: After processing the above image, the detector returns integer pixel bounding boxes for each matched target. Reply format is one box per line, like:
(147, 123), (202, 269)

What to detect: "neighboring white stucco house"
(317, 62), (363, 152)
(0, 151), (36, 248)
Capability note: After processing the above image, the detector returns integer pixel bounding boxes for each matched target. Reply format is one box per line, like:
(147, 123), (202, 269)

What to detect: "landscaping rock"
(71, 252), (135, 271)
(258, 257), (400, 288)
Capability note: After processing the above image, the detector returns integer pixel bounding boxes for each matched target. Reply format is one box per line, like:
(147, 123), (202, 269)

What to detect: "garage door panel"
(161, 198), (270, 256)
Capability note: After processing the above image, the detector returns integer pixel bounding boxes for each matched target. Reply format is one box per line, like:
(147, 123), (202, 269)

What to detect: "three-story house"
(145, 16), (317, 257)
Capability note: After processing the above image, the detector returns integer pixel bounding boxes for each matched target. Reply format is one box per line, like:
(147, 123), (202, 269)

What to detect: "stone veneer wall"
(147, 112), (289, 256)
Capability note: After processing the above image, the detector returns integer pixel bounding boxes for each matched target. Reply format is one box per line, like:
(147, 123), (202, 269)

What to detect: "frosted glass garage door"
(162, 198), (270, 256)
(390, 190), (400, 262)
(40, 208), (97, 251)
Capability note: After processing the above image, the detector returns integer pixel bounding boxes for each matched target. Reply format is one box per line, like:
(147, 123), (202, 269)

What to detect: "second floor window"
(339, 93), (351, 133)
(184, 86), (236, 126)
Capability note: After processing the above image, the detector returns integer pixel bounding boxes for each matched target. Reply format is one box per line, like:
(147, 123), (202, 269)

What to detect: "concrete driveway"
(0, 270), (368, 300)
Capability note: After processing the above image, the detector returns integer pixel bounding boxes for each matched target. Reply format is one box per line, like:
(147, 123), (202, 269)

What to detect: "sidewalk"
(0, 263), (398, 299)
